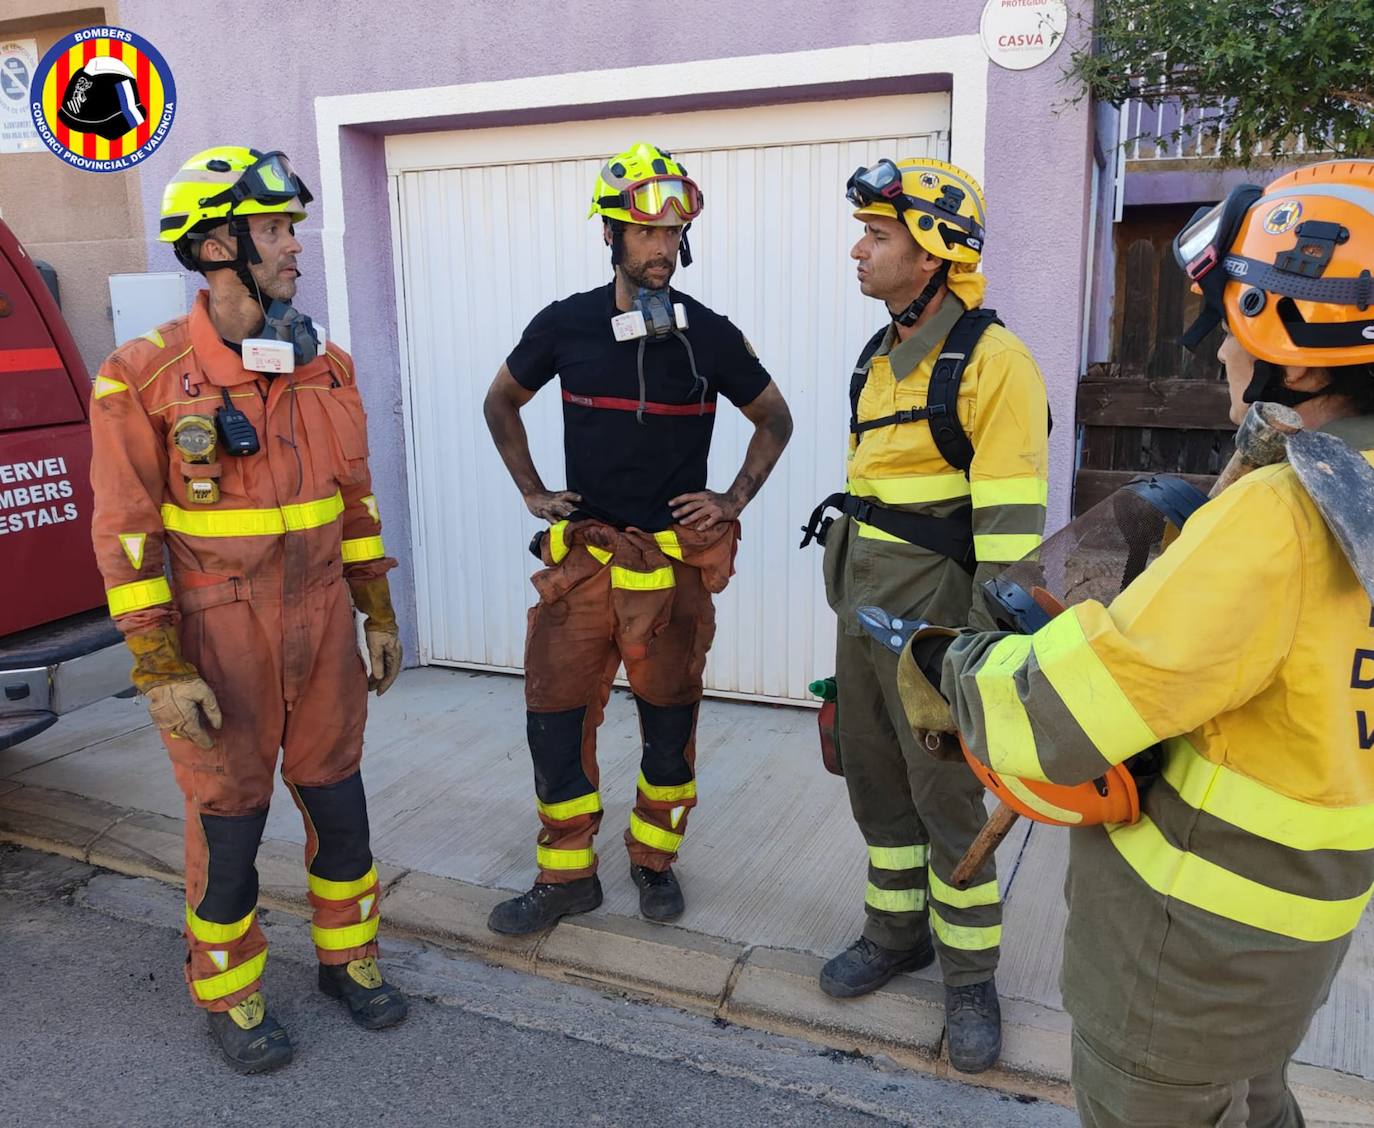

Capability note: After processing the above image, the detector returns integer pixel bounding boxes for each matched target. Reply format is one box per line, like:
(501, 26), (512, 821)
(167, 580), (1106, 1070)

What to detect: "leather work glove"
(349, 577), (403, 696)
(125, 625), (223, 750)
(896, 631), (962, 762)
(856, 607), (962, 762)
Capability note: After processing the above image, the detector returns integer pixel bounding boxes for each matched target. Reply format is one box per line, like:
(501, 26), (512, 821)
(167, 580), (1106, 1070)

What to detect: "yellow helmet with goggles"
(847, 157), (986, 265)
(160, 146), (312, 276)
(590, 142), (703, 267)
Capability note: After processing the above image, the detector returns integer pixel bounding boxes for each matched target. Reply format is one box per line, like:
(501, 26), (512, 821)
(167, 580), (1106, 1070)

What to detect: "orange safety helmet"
(963, 588), (1146, 827)
(1174, 159), (1374, 367)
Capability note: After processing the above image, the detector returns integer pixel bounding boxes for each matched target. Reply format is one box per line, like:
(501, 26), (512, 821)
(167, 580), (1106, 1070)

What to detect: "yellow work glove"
(349, 577), (403, 696)
(896, 626), (960, 761)
(125, 625), (223, 750)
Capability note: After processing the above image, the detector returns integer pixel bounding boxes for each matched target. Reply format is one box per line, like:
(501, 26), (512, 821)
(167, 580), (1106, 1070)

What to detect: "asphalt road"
(0, 844), (1076, 1128)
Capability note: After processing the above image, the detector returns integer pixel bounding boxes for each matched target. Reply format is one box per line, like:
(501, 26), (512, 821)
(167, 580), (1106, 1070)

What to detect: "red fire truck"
(0, 218), (130, 751)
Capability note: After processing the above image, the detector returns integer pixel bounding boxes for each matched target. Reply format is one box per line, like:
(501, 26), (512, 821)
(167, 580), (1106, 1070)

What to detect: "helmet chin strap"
(1243, 359), (1322, 408)
(890, 262), (949, 327)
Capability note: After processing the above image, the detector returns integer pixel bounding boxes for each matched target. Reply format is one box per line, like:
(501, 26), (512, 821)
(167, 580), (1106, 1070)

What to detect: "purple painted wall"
(117, 0), (1096, 658)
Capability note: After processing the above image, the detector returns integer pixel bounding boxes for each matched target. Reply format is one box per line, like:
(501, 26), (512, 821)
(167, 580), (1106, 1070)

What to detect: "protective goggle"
(1172, 183), (1263, 285)
(845, 159), (907, 210)
(598, 175), (703, 223)
(1173, 183), (1263, 349)
(201, 150), (315, 211)
(846, 160), (985, 253)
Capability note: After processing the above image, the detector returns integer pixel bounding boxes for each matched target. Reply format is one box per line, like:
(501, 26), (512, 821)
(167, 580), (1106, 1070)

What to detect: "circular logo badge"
(1263, 200), (1302, 236)
(28, 26), (175, 172)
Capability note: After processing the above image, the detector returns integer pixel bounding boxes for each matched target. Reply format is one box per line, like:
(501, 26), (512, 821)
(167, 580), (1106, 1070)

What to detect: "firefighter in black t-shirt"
(483, 142), (792, 932)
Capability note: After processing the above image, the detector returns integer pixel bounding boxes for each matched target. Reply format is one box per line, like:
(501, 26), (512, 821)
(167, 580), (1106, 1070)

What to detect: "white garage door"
(388, 93), (951, 702)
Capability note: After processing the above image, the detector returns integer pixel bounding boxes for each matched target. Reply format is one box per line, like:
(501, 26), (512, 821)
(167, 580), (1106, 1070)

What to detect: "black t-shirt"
(506, 282), (771, 531)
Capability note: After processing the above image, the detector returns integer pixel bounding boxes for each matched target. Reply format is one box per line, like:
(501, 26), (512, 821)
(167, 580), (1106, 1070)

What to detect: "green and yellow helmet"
(848, 157), (986, 265)
(588, 142), (703, 227)
(160, 147), (312, 272)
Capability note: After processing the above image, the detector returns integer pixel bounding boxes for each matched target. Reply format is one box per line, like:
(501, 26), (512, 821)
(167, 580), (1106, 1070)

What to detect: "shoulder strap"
(849, 327), (888, 439)
(927, 308), (1001, 476)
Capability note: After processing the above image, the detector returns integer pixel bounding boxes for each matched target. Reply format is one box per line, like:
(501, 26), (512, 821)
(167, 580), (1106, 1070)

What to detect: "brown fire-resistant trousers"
(523, 520), (737, 884)
(167, 572), (381, 1011)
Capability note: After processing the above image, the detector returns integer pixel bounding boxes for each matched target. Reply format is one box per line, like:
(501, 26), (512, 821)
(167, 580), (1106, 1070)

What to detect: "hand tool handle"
(953, 803), (1019, 887)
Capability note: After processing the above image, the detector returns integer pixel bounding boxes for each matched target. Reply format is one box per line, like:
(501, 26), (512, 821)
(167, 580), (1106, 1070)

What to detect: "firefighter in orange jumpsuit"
(89, 147), (407, 1073)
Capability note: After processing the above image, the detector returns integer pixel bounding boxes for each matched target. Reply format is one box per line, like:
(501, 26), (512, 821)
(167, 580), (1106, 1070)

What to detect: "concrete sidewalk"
(3, 666), (1373, 1124)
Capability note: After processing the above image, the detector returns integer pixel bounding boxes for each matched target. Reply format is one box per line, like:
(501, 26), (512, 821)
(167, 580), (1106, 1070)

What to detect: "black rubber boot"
(487, 876), (603, 935)
(319, 957), (409, 1031)
(819, 934), (935, 998)
(945, 978), (1002, 1074)
(205, 992), (293, 1074)
(630, 864), (685, 922)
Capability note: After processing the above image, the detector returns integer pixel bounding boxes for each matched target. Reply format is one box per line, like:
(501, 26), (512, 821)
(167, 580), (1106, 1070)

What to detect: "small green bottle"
(809, 676), (838, 702)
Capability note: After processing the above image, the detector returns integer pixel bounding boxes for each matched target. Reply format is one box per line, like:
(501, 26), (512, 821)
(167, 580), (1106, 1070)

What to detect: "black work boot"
(630, 864), (685, 922)
(486, 875), (603, 935)
(819, 933), (936, 998)
(945, 978), (1002, 1074)
(205, 991), (293, 1074)
(319, 957), (409, 1031)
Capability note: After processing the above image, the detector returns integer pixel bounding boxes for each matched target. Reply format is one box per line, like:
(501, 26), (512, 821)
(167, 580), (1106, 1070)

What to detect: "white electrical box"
(109, 272), (187, 345)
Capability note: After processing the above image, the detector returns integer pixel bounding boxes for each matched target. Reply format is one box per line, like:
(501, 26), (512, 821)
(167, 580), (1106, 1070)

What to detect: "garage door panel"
(393, 98), (949, 699)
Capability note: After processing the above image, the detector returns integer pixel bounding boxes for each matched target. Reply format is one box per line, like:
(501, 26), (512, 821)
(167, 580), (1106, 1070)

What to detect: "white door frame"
(314, 37), (989, 351)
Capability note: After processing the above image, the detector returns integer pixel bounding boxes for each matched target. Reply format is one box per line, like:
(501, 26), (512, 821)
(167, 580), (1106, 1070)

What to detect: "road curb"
(5, 781), (1374, 1120)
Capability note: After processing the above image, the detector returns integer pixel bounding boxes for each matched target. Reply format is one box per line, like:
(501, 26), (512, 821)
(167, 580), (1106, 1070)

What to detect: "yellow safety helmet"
(160, 147), (312, 273)
(848, 157), (986, 265)
(588, 142), (703, 227)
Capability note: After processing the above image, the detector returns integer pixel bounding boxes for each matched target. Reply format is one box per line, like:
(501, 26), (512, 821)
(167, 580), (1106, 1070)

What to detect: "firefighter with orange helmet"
(89, 146), (407, 1073)
(883, 159), (1374, 1125)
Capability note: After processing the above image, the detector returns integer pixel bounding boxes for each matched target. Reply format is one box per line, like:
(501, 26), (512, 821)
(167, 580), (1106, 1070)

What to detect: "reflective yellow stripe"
(341, 535), (385, 563)
(856, 521), (905, 543)
(654, 530), (684, 560)
(192, 949), (267, 1001)
(930, 907), (1002, 950)
(929, 872), (1000, 909)
(185, 904), (255, 944)
(549, 520), (570, 564)
(312, 914), (380, 952)
(586, 544), (613, 565)
(629, 811), (684, 853)
(307, 865), (378, 902)
(107, 576), (172, 615)
(973, 532), (1042, 561)
(865, 882), (925, 913)
(867, 844), (927, 870)
(1003, 774), (1083, 824)
(1036, 610), (1156, 767)
(637, 773), (696, 803)
(160, 491), (344, 538)
(92, 374), (128, 399)
(610, 565), (675, 591)
(1108, 816), (1373, 943)
(970, 477), (1049, 509)
(1164, 737), (1374, 852)
(847, 474), (971, 504)
(537, 844), (596, 871)
(139, 344), (194, 391)
(975, 635), (1044, 781)
(537, 792), (603, 821)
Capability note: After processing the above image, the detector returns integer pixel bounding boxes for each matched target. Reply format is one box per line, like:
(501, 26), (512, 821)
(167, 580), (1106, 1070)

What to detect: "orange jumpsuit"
(89, 292), (394, 1011)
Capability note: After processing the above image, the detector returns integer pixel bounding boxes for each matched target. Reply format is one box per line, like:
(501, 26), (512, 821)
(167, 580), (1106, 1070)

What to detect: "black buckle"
(850, 499), (873, 524)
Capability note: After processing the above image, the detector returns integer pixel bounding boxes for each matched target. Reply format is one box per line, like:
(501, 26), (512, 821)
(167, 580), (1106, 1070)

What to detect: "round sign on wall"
(980, 0), (1069, 71)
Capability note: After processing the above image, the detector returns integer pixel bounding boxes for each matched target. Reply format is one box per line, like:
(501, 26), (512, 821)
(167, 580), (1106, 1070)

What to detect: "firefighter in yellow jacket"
(801, 157), (1049, 1073)
(892, 159), (1374, 1124)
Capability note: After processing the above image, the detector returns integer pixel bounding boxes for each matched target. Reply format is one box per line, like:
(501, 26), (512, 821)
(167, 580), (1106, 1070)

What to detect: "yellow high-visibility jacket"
(828, 295), (1050, 632)
(943, 414), (1374, 1080)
